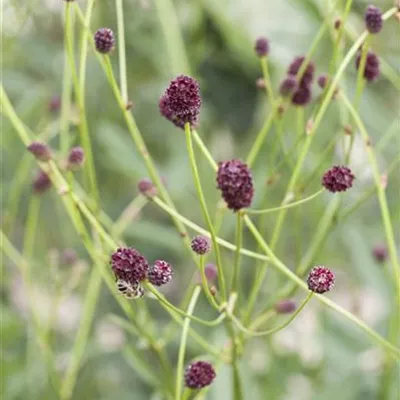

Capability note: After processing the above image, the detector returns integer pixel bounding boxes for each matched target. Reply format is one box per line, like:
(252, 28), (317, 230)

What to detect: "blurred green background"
(1, 0), (399, 399)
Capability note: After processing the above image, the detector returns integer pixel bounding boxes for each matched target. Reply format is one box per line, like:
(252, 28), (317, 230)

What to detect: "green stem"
(200, 256), (220, 310)
(246, 189), (325, 215)
(175, 287), (201, 400)
(115, 0), (128, 103)
(260, 57), (274, 103)
(184, 123), (226, 300)
(231, 293), (313, 337)
(60, 267), (102, 400)
(231, 212), (243, 292)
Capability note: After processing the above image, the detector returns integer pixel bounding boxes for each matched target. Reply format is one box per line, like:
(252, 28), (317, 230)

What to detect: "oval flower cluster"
(110, 247), (173, 298)
(159, 75), (201, 129)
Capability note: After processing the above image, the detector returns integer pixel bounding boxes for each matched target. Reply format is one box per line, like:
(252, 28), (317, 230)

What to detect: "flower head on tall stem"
(159, 75), (201, 129)
(67, 146), (85, 171)
(254, 37), (269, 57)
(279, 75), (298, 97)
(287, 56), (315, 87)
(33, 170), (52, 194)
(94, 28), (115, 54)
(191, 235), (211, 255)
(355, 51), (380, 82)
(372, 244), (388, 263)
(137, 178), (158, 198)
(307, 266), (335, 294)
(110, 247), (149, 284)
(148, 260), (173, 286)
(184, 361), (216, 389)
(365, 5), (383, 34)
(322, 165), (355, 193)
(291, 85), (312, 106)
(27, 142), (52, 162)
(216, 159), (254, 211)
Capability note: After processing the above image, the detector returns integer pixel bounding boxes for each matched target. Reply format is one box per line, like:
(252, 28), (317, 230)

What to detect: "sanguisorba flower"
(67, 146), (85, 171)
(159, 75), (201, 129)
(27, 142), (52, 162)
(148, 260), (173, 286)
(33, 170), (52, 194)
(254, 37), (269, 57)
(274, 299), (297, 314)
(372, 244), (388, 263)
(137, 178), (158, 198)
(317, 73), (329, 89)
(307, 266), (335, 294)
(322, 165), (355, 193)
(291, 85), (312, 106)
(191, 235), (211, 255)
(279, 75), (298, 97)
(365, 5), (383, 34)
(355, 51), (380, 82)
(110, 247), (149, 284)
(94, 28), (115, 54)
(184, 361), (216, 389)
(287, 56), (315, 87)
(216, 159), (254, 211)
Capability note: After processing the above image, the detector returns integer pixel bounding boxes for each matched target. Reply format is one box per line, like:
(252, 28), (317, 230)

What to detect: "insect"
(116, 279), (144, 299)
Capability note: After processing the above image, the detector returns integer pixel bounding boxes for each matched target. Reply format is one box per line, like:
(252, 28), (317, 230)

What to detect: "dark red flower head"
(67, 146), (85, 170)
(355, 51), (380, 82)
(195, 263), (218, 284)
(191, 235), (211, 255)
(287, 56), (315, 87)
(110, 247), (149, 284)
(148, 260), (173, 286)
(307, 266), (335, 294)
(27, 142), (52, 162)
(33, 170), (52, 194)
(279, 75), (298, 97)
(322, 165), (355, 193)
(317, 73), (329, 89)
(216, 159), (254, 211)
(274, 299), (297, 314)
(137, 178), (158, 198)
(184, 361), (216, 389)
(254, 37), (269, 57)
(94, 28), (115, 54)
(365, 5), (383, 34)
(291, 85), (312, 106)
(372, 244), (388, 263)
(159, 75), (201, 129)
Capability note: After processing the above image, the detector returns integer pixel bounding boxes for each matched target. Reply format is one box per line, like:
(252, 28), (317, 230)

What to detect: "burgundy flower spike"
(322, 165), (355, 193)
(94, 28), (115, 54)
(184, 361), (216, 389)
(148, 260), (173, 286)
(159, 75), (201, 129)
(216, 159), (254, 211)
(307, 266), (335, 294)
(110, 247), (149, 284)
(191, 235), (211, 255)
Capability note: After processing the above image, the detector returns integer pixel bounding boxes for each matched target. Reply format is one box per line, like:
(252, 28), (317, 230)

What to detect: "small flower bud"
(275, 299), (297, 314)
(372, 245), (388, 263)
(322, 165), (355, 193)
(291, 86), (312, 106)
(94, 28), (115, 54)
(334, 18), (342, 30)
(184, 361), (216, 389)
(307, 266), (335, 294)
(256, 77), (266, 90)
(365, 5), (383, 34)
(191, 235), (211, 255)
(279, 75), (298, 97)
(216, 159), (254, 211)
(110, 247), (149, 284)
(27, 142), (52, 162)
(317, 73), (329, 89)
(159, 75), (201, 129)
(48, 95), (61, 113)
(137, 178), (158, 198)
(67, 146), (85, 171)
(355, 51), (380, 82)
(33, 170), (52, 194)
(148, 260), (173, 286)
(254, 37), (269, 57)
(62, 248), (78, 266)
(287, 56), (315, 87)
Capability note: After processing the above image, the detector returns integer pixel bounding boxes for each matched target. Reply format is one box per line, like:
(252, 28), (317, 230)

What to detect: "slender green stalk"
(60, 268), (102, 400)
(152, 196), (270, 263)
(260, 57), (274, 103)
(231, 212), (243, 292)
(246, 189), (325, 215)
(242, 216), (400, 359)
(199, 256), (220, 310)
(231, 293), (313, 337)
(184, 123), (226, 300)
(115, 0), (128, 103)
(146, 284), (224, 326)
(175, 287), (201, 400)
